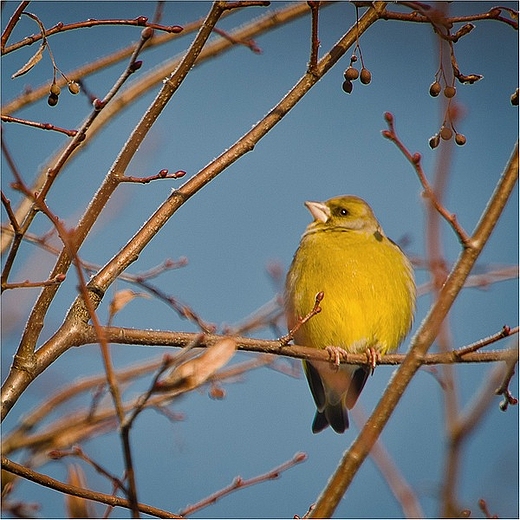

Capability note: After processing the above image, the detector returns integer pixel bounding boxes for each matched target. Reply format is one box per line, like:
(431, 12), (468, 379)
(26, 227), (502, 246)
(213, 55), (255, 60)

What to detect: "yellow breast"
(285, 228), (415, 355)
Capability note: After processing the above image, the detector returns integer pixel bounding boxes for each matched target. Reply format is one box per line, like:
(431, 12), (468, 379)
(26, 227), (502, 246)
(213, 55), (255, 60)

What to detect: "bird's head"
(304, 195), (381, 235)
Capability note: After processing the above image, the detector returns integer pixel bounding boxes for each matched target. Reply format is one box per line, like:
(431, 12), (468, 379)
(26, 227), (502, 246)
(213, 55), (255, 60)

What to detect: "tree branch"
(1, 456), (181, 518)
(75, 325), (518, 367)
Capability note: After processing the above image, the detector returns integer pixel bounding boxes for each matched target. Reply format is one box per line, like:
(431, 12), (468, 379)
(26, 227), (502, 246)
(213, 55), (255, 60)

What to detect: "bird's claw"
(325, 346), (348, 369)
(366, 347), (381, 375)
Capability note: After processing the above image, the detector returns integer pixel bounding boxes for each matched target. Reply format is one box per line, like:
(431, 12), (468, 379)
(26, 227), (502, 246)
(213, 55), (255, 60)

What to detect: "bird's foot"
(366, 347), (381, 375)
(325, 345), (349, 369)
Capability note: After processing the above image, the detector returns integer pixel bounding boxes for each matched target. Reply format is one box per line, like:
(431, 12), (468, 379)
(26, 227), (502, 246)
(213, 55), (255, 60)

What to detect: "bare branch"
(1, 114), (78, 137)
(1, 456), (181, 518)
(382, 111), (470, 244)
(3, 16), (182, 55)
(178, 452), (307, 517)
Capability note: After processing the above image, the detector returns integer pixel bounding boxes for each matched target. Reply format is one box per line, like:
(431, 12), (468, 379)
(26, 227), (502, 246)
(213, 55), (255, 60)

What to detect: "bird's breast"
(285, 231), (415, 354)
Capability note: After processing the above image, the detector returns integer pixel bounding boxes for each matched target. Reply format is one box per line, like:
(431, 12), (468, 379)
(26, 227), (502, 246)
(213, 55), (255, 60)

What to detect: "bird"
(284, 195), (416, 433)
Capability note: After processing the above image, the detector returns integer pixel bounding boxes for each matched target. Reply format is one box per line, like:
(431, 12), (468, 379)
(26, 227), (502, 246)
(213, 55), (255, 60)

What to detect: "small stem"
(1, 114), (78, 137)
(1, 1), (30, 51)
(1, 456), (180, 518)
(307, 1), (320, 73)
(382, 112), (470, 244)
(280, 291), (324, 345)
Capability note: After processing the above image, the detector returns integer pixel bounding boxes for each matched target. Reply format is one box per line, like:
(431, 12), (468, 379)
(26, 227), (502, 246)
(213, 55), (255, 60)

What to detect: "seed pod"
(342, 80), (353, 94)
(47, 93), (59, 106)
(440, 126), (453, 140)
(50, 83), (61, 96)
(455, 133), (467, 146)
(344, 67), (359, 81)
(429, 134), (440, 149)
(68, 81), (80, 95)
(443, 85), (456, 98)
(360, 68), (372, 85)
(429, 81), (441, 97)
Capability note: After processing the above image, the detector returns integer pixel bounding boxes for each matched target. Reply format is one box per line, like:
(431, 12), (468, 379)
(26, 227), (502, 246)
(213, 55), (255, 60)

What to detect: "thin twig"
(1, 114), (78, 137)
(279, 291), (323, 345)
(10, 171), (138, 515)
(48, 446), (128, 495)
(81, 325), (519, 367)
(380, 4), (518, 30)
(1, 192), (20, 234)
(455, 325), (517, 358)
(177, 452), (307, 517)
(3, 16), (182, 54)
(121, 169), (186, 183)
(381, 111), (470, 244)
(1, 457), (180, 518)
(2, 273), (66, 290)
(307, 1), (320, 73)
(213, 27), (262, 53)
(0, 1), (30, 52)
(0, 24), (157, 374)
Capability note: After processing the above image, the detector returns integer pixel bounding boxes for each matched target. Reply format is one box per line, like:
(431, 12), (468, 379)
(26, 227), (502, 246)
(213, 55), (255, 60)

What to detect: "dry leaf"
(108, 289), (148, 317)
(156, 338), (237, 392)
(65, 464), (94, 518)
(11, 43), (46, 78)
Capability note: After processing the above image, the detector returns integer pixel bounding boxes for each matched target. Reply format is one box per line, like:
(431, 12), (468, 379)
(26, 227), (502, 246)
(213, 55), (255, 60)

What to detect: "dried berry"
(344, 67), (359, 81)
(440, 126), (453, 140)
(342, 80), (353, 94)
(68, 81), (80, 95)
(47, 93), (59, 106)
(429, 81), (441, 97)
(443, 85), (456, 98)
(429, 134), (440, 149)
(455, 133), (467, 146)
(360, 68), (372, 85)
(209, 385), (225, 399)
(50, 83), (61, 96)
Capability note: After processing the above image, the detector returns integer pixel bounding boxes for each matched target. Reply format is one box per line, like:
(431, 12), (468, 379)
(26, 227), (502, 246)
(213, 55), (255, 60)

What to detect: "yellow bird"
(285, 195), (416, 433)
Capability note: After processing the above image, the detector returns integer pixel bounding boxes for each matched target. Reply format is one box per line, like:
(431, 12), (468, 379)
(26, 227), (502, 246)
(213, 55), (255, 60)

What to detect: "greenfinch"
(285, 195), (416, 433)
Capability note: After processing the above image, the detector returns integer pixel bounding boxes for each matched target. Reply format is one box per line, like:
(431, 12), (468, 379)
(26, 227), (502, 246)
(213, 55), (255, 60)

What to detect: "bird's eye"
(339, 208), (349, 216)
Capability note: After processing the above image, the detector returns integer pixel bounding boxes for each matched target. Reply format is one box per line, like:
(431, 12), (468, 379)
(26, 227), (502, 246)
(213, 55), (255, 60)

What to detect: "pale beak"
(305, 201), (330, 223)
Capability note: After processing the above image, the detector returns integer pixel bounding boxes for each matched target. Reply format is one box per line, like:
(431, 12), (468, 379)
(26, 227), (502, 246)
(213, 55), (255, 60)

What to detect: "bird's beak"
(305, 201), (330, 223)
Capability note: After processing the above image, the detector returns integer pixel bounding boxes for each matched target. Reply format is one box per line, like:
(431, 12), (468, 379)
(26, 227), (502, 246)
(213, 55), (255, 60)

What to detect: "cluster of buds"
(428, 72), (467, 148)
(47, 79), (80, 106)
(342, 54), (371, 94)
(429, 123), (466, 149)
(429, 81), (456, 99)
